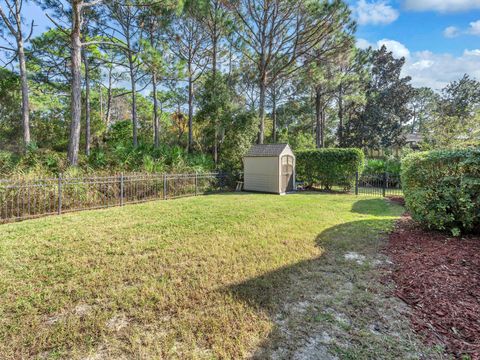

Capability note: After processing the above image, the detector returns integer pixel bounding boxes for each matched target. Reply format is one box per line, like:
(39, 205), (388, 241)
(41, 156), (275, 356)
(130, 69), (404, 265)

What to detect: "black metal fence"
(355, 172), (402, 197)
(0, 172), (228, 224)
(1, 170), (401, 224)
(297, 172), (402, 197)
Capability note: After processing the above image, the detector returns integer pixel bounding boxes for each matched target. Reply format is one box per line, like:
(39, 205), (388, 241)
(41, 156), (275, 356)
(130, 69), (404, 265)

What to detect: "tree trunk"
(99, 83), (103, 122)
(68, 3), (83, 166)
(17, 40), (30, 148)
(258, 75), (266, 144)
(212, 34), (217, 78)
(320, 110), (325, 148)
(338, 86), (343, 147)
(83, 49), (91, 156)
(152, 72), (159, 148)
(128, 51), (138, 147)
(149, 30), (160, 149)
(187, 69), (194, 153)
(212, 30), (218, 164)
(315, 88), (326, 149)
(106, 68), (113, 125)
(272, 86), (277, 143)
(257, 10), (267, 145)
(315, 88), (322, 148)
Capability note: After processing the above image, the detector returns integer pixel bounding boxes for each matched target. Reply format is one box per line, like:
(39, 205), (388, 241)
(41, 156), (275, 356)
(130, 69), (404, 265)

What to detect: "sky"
(5, 0), (480, 91)
(348, 0), (480, 90)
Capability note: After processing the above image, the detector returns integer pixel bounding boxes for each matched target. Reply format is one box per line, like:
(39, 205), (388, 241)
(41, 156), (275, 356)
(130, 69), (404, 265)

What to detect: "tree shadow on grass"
(351, 198), (400, 216)
(219, 218), (425, 359)
(223, 218), (391, 312)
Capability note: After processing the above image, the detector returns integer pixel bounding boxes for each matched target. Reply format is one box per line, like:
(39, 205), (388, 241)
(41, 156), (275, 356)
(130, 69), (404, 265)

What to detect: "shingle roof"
(244, 144), (289, 157)
(405, 133), (423, 143)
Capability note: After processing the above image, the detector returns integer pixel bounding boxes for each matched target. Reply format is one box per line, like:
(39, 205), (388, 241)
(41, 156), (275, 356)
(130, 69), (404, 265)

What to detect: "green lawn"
(0, 193), (438, 359)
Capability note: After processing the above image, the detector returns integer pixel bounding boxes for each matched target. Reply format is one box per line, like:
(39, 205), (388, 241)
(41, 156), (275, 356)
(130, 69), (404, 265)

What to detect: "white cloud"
(377, 39), (411, 58)
(468, 20), (480, 35)
(405, 50), (480, 90)
(357, 38), (410, 59)
(464, 49), (480, 56)
(353, 0), (399, 25)
(404, 0), (480, 12)
(355, 37), (480, 89)
(443, 26), (460, 38)
(410, 59), (434, 70)
(356, 38), (373, 49)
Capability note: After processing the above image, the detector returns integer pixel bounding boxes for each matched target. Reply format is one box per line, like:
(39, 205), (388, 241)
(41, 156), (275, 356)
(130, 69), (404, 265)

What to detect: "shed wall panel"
(244, 157), (279, 193)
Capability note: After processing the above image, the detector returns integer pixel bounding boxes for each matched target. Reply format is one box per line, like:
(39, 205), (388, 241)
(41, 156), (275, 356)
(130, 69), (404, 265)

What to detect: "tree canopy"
(0, 0), (478, 176)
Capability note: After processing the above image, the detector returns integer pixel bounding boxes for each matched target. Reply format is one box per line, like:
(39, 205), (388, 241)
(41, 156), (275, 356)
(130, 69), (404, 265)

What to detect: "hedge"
(296, 148), (364, 190)
(402, 148), (480, 236)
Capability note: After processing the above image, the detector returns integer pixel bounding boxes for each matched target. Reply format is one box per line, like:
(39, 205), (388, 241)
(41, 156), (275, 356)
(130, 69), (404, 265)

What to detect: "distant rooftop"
(406, 133), (423, 143)
(244, 144), (290, 157)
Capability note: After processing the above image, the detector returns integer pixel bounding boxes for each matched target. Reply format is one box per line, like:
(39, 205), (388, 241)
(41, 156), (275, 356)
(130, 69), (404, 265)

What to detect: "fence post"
(120, 173), (124, 206)
(58, 174), (62, 215)
(355, 171), (359, 196)
(163, 174), (167, 200)
(195, 172), (198, 196)
(382, 172), (387, 197)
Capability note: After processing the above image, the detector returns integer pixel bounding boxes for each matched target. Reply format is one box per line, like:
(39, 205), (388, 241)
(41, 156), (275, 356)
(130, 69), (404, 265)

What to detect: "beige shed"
(243, 144), (295, 194)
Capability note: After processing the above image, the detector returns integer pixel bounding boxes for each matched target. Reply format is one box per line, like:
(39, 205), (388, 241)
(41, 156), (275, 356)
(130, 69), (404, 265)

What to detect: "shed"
(243, 144), (295, 194)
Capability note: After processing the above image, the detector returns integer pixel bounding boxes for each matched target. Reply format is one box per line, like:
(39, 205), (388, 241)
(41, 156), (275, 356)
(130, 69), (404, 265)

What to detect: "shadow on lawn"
(351, 198), (401, 216)
(221, 218), (400, 359)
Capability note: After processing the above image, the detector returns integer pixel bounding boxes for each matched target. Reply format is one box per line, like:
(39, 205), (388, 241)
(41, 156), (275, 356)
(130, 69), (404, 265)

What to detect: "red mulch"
(386, 215), (480, 359)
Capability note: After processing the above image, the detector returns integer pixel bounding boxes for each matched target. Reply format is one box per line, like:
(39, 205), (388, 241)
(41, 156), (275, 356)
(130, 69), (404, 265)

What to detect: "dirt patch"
(344, 252), (366, 264)
(44, 303), (93, 326)
(74, 304), (93, 317)
(106, 314), (129, 332)
(386, 215), (480, 358)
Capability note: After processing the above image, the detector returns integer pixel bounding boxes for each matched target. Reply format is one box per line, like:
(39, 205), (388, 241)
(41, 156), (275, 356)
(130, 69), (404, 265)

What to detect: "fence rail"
(297, 172), (402, 197)
(355, 172), (402, 197)
(0, 172), (228, 224)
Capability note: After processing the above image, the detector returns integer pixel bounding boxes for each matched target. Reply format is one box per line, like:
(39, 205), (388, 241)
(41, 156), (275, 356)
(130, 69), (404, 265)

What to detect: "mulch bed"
(386, 215), (480, 359)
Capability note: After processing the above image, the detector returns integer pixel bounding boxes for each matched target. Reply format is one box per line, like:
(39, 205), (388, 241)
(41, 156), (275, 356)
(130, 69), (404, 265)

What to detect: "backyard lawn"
(0, 193), (439, 359)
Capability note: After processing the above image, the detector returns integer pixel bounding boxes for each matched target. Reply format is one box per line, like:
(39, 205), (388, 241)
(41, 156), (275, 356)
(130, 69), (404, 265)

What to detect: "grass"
(0, 193), (438, 359)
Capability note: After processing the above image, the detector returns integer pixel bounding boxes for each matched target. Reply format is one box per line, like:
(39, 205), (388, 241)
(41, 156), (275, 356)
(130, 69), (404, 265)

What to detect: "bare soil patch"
(386, 215), (480, 358)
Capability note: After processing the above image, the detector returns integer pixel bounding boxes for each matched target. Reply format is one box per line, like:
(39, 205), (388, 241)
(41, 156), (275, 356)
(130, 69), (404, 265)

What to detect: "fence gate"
(355, 172), (402, 197)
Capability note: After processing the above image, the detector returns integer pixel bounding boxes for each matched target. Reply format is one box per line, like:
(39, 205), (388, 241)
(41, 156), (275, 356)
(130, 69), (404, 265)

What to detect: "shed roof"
(244, 144), (291, 157)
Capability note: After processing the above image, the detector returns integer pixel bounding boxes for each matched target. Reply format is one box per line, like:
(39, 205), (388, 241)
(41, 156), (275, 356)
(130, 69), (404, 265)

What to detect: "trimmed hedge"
(296, 148), (364, 190)
(402, 149), (480, 235)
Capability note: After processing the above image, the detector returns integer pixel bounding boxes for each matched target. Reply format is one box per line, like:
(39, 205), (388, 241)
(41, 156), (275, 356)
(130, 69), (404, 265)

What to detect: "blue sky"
(351, 0), (480, 56)
(348, 0), (480, 90)
(4, 0), (480, 91)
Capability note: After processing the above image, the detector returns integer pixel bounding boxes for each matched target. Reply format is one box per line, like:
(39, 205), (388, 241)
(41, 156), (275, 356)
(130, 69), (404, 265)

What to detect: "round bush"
(402, 149), (480, 235)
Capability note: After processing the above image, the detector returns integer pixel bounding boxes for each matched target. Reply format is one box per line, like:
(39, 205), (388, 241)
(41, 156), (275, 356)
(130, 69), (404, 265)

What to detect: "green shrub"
(0, 151), (19, 176)
(86, 143), (214, 175)
(364, 157), (401, 175)
(402, 149), (480, 235)
(296, 148), (365, 190)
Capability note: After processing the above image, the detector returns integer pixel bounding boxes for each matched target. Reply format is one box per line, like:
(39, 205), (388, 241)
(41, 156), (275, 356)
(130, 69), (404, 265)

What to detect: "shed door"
(281, 155), (294, 193)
